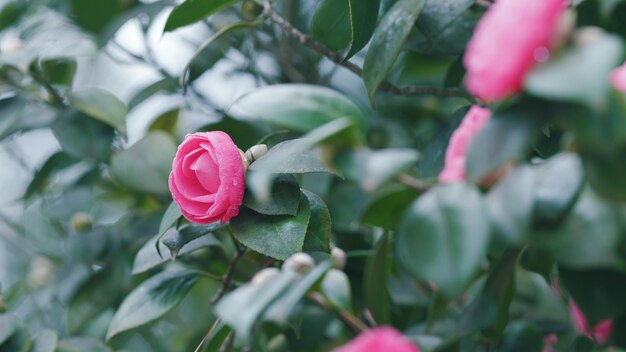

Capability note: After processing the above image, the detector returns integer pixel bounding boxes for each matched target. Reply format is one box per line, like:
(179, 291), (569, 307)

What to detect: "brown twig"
(194, 318), (222, 352)
(211, 248), (246, 304)
(308, 292), (369, 333)
(261, 0), (467, 99)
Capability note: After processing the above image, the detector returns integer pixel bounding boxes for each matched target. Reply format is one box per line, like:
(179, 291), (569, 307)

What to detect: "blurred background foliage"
(1, 0), (626, 351)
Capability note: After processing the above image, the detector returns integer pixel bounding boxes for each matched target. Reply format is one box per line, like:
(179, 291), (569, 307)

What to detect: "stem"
(397, 173), (433, 193)
(194, 318), (221, 352)
(211, 247), (246, 304)
(308, 292), (368, 333)
(261, 0), (467, 99)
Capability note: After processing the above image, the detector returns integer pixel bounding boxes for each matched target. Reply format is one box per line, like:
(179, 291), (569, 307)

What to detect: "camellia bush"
(3, 0), (626, 350)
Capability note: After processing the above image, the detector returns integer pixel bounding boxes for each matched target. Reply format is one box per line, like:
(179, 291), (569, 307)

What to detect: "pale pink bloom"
(439, 105), (492, 183)
(610, 62), (626, 92)
(334, 327), (420, 352)
(464, 0), (567, 102)
(169, 131), (245, 224)
(569, 300), (613, 344)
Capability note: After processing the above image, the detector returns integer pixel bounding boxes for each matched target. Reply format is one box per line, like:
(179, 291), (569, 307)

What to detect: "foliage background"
(1, 0), (626, 351)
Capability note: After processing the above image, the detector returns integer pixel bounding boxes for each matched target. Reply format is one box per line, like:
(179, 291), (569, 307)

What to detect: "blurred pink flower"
(569, 300), (613, 345)
(334, 327), (420, 352)
(610, 62), (626, 92)
(464, 0), (567, 102)
(169, 131), (245, 224)
(542, 333), (558, 352)
(439, 105), (492, 183)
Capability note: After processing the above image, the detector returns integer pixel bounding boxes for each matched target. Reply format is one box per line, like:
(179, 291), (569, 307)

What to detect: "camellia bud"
(282, 253), (315, 274)
(330, 247), (347, 270)
(71, 212), (92, 232)
(27, 256), (54, 289)
(245, 144), (268, 164)
(251, 267), (280, 285)
(241, 0), (263, 20)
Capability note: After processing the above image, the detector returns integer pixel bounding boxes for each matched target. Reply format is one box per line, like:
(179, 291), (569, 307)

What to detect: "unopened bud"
(241, 0), (263, 20)
(239, 149), (249, 170)
(330, 247), (347, 269)
(245, 144), (268, 164)
(251, 267), (280, 285)
(573, 27), (605, 47)
(71, 212), (92, 232)
(27, 256), (54, 289)
(282, 253), (314, 274)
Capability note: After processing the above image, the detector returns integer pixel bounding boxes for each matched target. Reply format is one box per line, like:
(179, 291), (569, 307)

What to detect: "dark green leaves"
(231, 193), (311, 260)
(110, 132), (176, 194)
(364, 232), (391, 324)
(164, 0), (240, 32)
(68, 88), (128, 135)
(302, 190), (332, 253)
(347, 0), (381, 58)
(363, 0), (426, 100)
(243, 175), (301, 216)
(397, 183), (490, 297)
(230, 84), (366, 139)
(107, 268), (201, 340)
(311, 0), (351, 51)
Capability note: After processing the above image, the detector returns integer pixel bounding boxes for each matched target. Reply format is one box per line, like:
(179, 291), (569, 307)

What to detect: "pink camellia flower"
(464, 0), (567, 102)
(334, 327), (420, 352)
(169, 131), (245, 224)
(569, 300), (613, 345)
(610, 62), (626, 92)
(439, 105), (492, 183)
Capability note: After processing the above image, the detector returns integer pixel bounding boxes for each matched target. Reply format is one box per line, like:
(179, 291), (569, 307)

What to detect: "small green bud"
(71, 212), (92, 232)
(241, 0), (263, 20)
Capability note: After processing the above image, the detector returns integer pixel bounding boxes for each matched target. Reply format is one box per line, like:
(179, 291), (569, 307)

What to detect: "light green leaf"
(397, 183), (490, 297)
(68, 87), (128, 135)
(110, 132), (176, 194)
(363, 0), (426, 101)
(164, 0), (239, 32)
(321, 269), (352, 311)
(107, 268), (201, 340)
(311, 0), (351, 51)
(231, 193), (311, 260)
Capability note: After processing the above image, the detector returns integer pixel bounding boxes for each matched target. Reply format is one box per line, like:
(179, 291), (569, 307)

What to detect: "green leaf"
(31, 330), (57, 352)
(525, 32), (623, 106)
(532, 188), (621, 269)
(231, 193), (311, 260)
(397, 183), (490, 297)
(311, 0), (351, 51)
(479, 250), (518, 339)
(164, 0), (239, 32)
(110, 132), (177, 194)
(203, 322), (232, 352)
(68, 87), (128, 135)
(497, 321), (543, 352)
(0, 97), (56, 142)
(230, 84), (366, 140)
(364, 232), (391, 324)
(466, 106), (542, 182)
(132, 227), (221, 274)
(362, 186), (420, 228)
(32, 57), (77, 86)
(363, 0), (426, 101)
(321, 269), (352, 310)
(128, 77), (178, 110)
(56, 338), (110, 352)
(581, 147), (626, 201)
(533, 153), (585, 225)
(243, 175), (301, 216)
(24, 151), (79, 199)
(69, 0), (127, 34)
(0, 2), (27, 31)
(302, 190), (332, 253)
(149, 109), (179, 134)
(0, 314), (17, 345)
(159, 202), (182, 235)
(215, 271), (297, 342)
(52, 110), (115, 161)
(0, 327), (31, 352)
(486, 166), (535, 245)
(346, 0), (381, 59)
(107, 268), (201, 340)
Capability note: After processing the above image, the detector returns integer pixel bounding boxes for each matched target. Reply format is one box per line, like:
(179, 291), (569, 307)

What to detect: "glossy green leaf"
(525, 33), (623, 106)
(230, 84), (366, 139)
(68, 87), (128, 135)
(243, 175), (301, 216)
(532, 189), (621, 269)
(346, 0), (381, 58)
(231, 193), (311, 260)
(52, 110), (115, 161)
(321, 269), (352, 311)
(302, 190), (332, 253)
(311, 0), (351, 51)
(31, 330), (57, 352)
(164, 0), (239, 32)
(107, 268), (201, 340)
(363, 0), (426, 101)
(128, 77), (178, 110)
(110, 132), (176, 194)
(397, 183), (490, 297)
(362, 186), (420, 228)
(149, 109), (179, 134)
(161, 224), (222, 257)
(159, 201), (182, 235)
(364, 232), (390, 324)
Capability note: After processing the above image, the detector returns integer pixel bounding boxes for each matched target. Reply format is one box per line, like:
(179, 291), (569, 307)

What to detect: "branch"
(262, 1), (467, 99)
(211, 247), (245, 304)
(397, 173), (433, 193)
(308, 292), (369, 333)
(194, 318), (221, 352)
